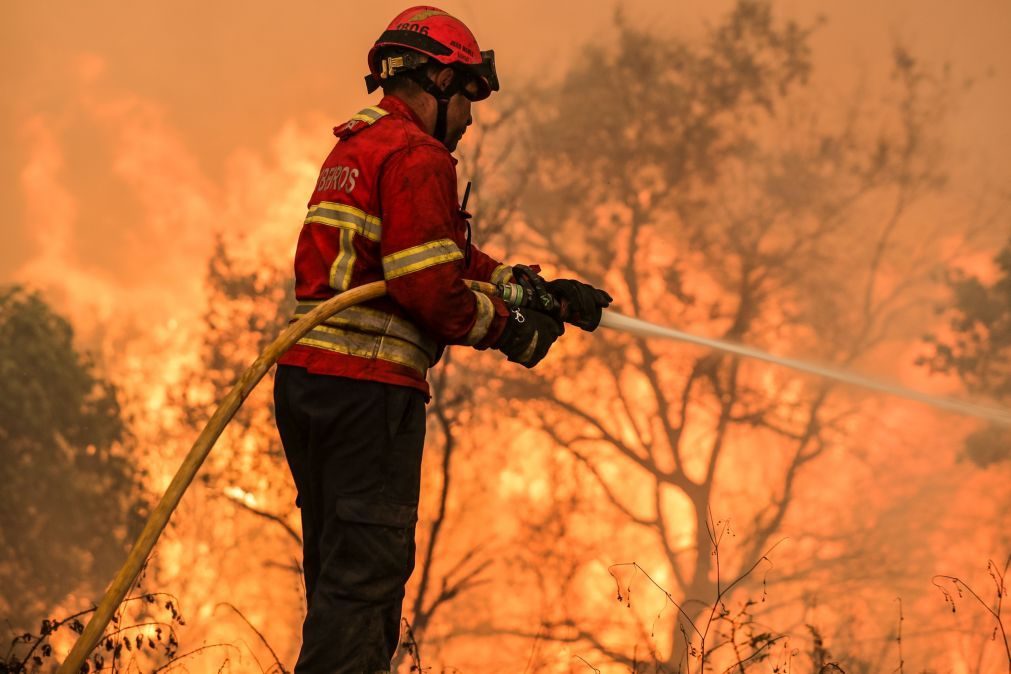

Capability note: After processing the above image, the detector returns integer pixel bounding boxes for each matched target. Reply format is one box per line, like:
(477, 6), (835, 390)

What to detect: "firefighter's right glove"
(546, 279), (613, 332)
(494, 307), (565, 368)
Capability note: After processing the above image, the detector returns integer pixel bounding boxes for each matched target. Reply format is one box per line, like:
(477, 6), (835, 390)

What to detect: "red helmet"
(366, 6), (499, 100)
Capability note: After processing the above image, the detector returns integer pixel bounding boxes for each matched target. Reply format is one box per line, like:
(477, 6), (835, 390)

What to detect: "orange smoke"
(3, 3), (1011, 673)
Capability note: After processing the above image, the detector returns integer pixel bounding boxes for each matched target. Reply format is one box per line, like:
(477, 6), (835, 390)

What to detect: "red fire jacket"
(278, 95), (513, 397)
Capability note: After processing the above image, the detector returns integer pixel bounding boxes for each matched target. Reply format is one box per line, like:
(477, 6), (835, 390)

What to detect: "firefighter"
(273, 6), (611, 672)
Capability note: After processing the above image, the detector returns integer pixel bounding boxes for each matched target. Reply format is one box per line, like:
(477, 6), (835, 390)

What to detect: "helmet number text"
(397, 22), (430, 36)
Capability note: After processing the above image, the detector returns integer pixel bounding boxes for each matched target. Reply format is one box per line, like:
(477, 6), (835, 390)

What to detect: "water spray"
(596, 310), (1011, 427)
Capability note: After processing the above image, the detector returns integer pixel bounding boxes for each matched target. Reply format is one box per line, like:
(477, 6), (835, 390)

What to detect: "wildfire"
(5, 11), (1010, 673)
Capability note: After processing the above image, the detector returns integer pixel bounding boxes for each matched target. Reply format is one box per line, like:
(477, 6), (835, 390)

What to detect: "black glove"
(511, 264), (557, 315)
(546, 279), (613, 331)
(494, 306), (564, 368)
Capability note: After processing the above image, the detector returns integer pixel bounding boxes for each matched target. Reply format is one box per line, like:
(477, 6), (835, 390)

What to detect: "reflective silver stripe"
(294, 303), (437, 362)
(304, 202), (382, 241)
(329, 228), (356, 291)
(382, 238), (463, 280)
(350, 106), (388, 124)
(463, 291), (495, 345)
(298, 325), (430, 374)
(490, 264), (513, 285)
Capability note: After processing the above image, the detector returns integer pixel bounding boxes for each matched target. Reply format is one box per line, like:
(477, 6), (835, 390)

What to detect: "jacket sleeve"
(463, 244), (513, 286)
(379, 144), (509, 348)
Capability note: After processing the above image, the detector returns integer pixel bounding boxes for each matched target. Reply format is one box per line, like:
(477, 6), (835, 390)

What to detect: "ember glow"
(3, 1), (1011, 673)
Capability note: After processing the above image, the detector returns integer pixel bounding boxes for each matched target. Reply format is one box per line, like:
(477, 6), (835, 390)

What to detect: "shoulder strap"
(334, 106), (389, 140)
(350, 106), (389, 125)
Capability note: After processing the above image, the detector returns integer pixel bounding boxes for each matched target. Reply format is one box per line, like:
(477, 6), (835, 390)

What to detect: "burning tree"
(439, 1), (999, 670)
(924, 239), (1011, 469)
(920, 235), (1011, 673)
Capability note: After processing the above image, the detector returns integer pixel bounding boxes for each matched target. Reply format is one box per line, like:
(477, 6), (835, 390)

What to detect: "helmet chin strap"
(407, 69), (461, 147)
(433, 97), (450, 145)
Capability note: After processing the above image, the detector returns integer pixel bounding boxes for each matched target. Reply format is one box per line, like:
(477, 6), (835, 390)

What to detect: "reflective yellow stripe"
(304, 202), (382, 241)
(298, 325), (430, 374)
(490, 264), (513, 285)
(293, 303), (437, 362)
(350, 106), (389, 124)
(383, 239), (463, 280)
(463, 291), (495, 345)
(302, 202), (381, 293)
(328, 228), (355, 291)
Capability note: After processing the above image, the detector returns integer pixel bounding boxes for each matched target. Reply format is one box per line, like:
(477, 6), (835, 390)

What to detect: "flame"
(5, 11), (1011, 671)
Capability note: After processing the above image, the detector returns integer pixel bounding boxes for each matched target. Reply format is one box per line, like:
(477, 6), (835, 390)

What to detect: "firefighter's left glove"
(494, 307), (565, 368)
(546, 279), (613, 332)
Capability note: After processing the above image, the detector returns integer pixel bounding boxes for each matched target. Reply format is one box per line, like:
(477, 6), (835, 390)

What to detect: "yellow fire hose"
(57, 279), (500, 674)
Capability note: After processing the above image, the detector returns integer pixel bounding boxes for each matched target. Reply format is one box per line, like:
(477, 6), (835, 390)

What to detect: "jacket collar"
(333, 95), (455, 162)
(379, 94), (428, 134)
(378, 94), (456, 163)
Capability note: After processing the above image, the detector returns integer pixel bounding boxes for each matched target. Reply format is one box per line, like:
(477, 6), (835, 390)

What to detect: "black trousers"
(273, 365), (426, 674)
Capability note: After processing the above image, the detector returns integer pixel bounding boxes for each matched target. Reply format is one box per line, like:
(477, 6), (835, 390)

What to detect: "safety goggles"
(459, 50), (499, 101)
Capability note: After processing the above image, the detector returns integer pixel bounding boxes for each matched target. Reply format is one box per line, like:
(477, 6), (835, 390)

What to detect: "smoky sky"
(2, 0), (1009, 295)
